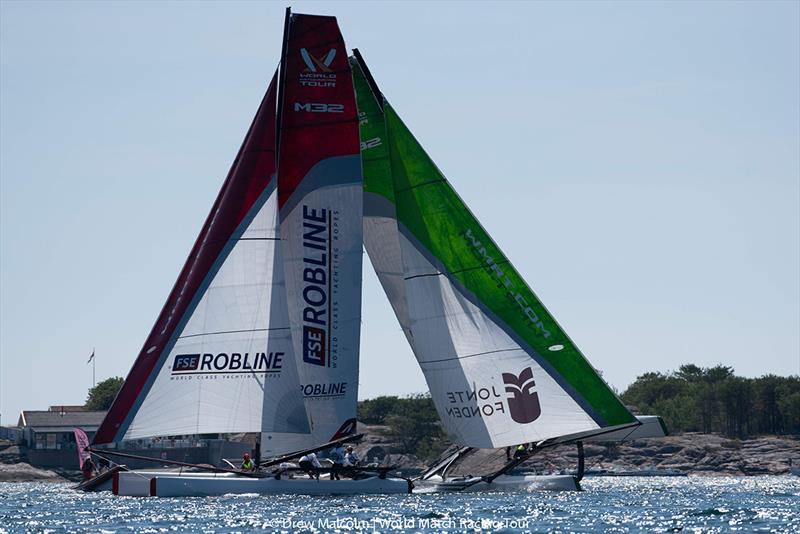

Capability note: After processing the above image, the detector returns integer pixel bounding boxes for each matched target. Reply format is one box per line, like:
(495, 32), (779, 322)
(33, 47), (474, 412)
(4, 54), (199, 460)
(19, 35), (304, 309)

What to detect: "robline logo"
(502, 367), (542, 424)
(300, 48), (336, 73)
(301, 205), (330, 367)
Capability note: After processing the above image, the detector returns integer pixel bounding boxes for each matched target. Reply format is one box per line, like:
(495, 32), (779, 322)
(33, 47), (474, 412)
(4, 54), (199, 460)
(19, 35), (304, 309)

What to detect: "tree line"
(620, 364), (800, 439)
(86, 364), (800, 458)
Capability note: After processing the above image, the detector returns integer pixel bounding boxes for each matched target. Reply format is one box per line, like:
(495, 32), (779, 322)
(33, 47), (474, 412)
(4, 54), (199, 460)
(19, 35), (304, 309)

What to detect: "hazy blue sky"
(1, 1), (798, 425)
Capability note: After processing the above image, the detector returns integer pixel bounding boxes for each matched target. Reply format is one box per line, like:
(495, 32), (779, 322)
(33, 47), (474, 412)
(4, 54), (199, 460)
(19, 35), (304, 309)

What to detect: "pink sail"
(73, 428), (91, 468)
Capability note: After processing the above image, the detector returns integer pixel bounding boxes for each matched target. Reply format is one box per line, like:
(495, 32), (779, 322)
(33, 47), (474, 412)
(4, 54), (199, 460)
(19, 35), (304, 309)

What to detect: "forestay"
(94, 71), (311, 449)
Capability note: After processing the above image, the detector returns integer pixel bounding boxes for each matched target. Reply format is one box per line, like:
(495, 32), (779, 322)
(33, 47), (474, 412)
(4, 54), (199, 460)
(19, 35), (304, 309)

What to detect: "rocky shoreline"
(1, 432), (798, 483)
(354, 427), (800, 477)
(522, 433), (800, 476)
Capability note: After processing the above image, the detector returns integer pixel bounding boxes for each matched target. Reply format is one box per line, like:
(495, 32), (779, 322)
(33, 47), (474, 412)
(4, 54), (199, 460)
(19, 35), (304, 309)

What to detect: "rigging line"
(617, 424), (641, 444)
(404, 261), (509, 282)
(403, 272), (444, 281)
(418, 347), (522, 365)
(394, 178), (446, 194)
(178, 327), (289, 340)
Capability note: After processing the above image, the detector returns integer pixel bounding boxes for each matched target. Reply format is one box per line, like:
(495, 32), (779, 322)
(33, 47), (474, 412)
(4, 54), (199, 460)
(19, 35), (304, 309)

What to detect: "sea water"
(1, 477), (798, 533)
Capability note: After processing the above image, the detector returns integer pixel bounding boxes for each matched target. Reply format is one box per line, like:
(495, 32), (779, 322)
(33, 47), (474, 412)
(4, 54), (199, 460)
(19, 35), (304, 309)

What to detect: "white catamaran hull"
(148, 474), (411, 496)
(113, 470), (241, 496)
(416, 474), (581, 493)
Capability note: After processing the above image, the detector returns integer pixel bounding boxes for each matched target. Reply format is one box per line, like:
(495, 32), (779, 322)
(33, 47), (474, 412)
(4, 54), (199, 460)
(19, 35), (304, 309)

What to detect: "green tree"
(621, 365), (799, 437)
(718, 376), (752, 438)
(675, 364), (705, 383)
(85, 377), (124, 410)
(703, 365), (734, 384)
(358, 394), (448, 462)
(384, 395), (447, 460)
(358, 396), (398, 425)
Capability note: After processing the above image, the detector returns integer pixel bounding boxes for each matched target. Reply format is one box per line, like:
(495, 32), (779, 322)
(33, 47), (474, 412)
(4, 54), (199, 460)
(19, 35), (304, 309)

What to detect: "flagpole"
(93, 347), (96, 388)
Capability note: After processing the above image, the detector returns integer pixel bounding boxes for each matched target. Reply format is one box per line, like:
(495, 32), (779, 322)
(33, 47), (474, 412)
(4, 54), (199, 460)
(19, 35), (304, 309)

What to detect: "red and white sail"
(94, 72), (312, 451)
(277, 12), (363, 443)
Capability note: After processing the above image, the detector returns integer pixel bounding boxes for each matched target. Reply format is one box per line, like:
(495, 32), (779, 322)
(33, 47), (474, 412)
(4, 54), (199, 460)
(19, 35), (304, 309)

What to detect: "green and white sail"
(352, 56), (414, 347)
(352, 53), (637, 449)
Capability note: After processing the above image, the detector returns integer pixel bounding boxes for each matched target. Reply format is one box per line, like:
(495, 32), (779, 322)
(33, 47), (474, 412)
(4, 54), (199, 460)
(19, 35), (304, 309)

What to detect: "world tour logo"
(443, 367), (541, 424)
(301, 48), (336, 72)
(300, 48), (337, 88)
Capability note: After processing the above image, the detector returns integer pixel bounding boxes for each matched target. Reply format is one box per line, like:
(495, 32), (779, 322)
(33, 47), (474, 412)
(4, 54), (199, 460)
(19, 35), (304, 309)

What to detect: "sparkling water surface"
(1, 477), (798, 533)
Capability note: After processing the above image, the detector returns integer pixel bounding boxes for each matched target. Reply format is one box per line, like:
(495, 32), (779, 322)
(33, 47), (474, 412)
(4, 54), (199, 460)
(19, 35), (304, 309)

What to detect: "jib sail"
(351, 54), (414, 348)
(352, 52), (637, 449)
(94, 70), (312, 449)
(277, 11), (362, 443)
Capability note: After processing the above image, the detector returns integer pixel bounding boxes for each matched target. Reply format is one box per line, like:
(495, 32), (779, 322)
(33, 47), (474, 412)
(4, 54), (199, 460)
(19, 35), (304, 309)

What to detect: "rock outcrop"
(522, 433), (800, 476)
(351, 426), (800, 476)
(0, 461), (68, 482)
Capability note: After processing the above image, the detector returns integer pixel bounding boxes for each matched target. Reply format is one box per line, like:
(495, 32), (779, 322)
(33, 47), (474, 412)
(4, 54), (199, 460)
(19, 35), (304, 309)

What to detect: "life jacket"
(241, 459), (253, 470)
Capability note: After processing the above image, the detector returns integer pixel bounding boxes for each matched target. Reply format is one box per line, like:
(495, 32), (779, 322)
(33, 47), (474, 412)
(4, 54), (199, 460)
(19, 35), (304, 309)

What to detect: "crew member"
(81, 457), (96, 481)
(241, 452), (254, 472)
(329, 444), (346, 480)
(344, 446), (360, 467)
(298, 452), (322, 480)
(513, 444), (529, 459)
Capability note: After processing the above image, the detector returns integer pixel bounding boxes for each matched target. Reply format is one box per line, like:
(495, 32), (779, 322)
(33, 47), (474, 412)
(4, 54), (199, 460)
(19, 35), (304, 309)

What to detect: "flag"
(87, 349), (95, 364)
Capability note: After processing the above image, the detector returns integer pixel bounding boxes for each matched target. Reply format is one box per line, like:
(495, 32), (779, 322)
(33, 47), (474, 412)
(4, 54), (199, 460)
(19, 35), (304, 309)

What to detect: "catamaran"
(349, 51), (667, 492)
(79, 9), (665, 497)
(83, 9), (409, 497)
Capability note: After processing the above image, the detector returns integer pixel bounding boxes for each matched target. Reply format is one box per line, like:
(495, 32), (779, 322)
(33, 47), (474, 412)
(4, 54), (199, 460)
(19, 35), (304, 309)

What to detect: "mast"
(352, 49), (383, 110)
(276, 12), (363, 444)
(275, 7), (291, 156)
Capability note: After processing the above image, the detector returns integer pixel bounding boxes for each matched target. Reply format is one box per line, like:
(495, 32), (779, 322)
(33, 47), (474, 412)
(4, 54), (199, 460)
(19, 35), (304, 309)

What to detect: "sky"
(1, 1), (798, 426)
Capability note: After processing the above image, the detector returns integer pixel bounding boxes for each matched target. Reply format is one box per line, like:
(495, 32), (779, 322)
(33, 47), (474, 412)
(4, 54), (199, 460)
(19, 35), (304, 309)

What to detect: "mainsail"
(352, 52), (638, 449)
(94, 70), (311, 449)
(276, 11), (363, 443)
